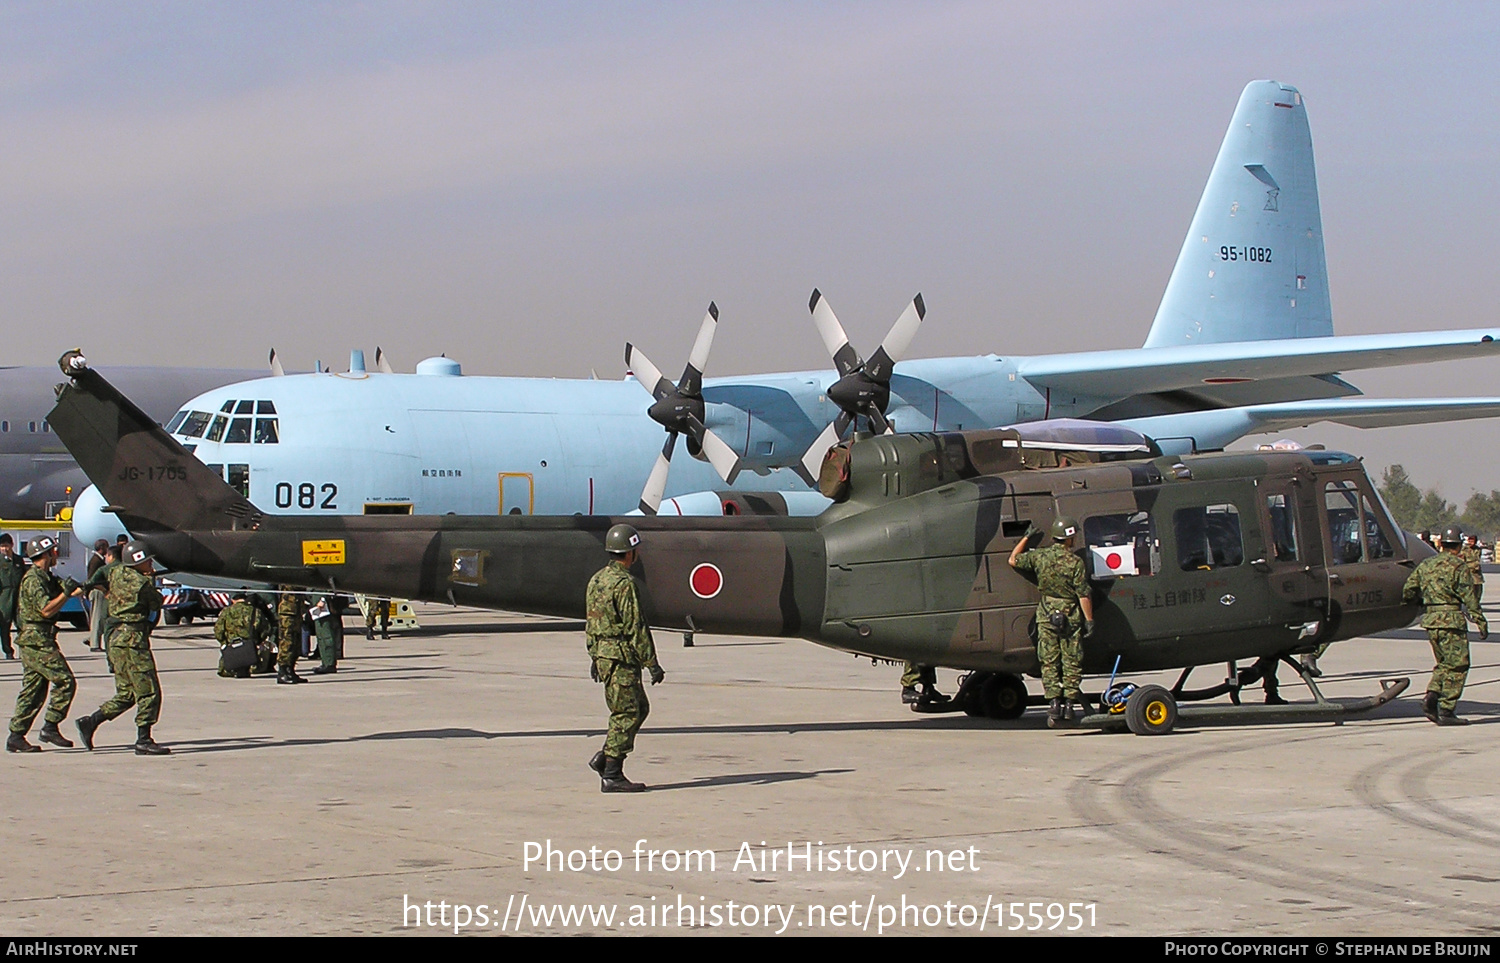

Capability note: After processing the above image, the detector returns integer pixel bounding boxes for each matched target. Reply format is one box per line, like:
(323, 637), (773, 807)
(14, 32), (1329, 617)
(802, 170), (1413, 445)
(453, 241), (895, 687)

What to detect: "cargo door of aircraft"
(1146, 479), (1270, 644)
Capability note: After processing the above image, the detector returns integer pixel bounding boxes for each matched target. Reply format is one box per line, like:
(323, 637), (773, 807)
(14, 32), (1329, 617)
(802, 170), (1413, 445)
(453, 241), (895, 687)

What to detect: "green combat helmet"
(1051, 516), (1079, 542)
(122, 540), (154, 567)
(1441, 527), (1463, 547)
(605, 524), (641, 555)
(26, 535), (59, 559)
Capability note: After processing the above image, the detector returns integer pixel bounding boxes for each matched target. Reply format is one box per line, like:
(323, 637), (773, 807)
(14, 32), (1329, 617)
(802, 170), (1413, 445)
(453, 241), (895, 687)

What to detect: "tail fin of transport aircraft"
(46, 352), (262, 536)
(1144, 80), (1332, 347)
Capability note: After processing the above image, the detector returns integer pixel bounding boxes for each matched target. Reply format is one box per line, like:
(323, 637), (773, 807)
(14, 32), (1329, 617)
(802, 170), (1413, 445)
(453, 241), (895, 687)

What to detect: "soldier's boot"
(1300, 654), (1322, 678)
(38, 722), (73, 748)
(918, 684), (950, 707)
(900, 686), (920, 705)
(6, 731), (41, 753)
(1072, 693), (1091, 719)
(1264, 683), (1288, 706)
(1421, 691), (1440, 723)
(134, 726), (171, 756)
(1436, 707), (1471, 727)
(588, 750), (606, 774)
(76, 712), (102, 751)
(600, 756), (645, 793)
(276, 666), (308, 685)
(381, 628), (390, 640)
(1046, 698), (1064, 729)
(366, 626), (376, 641)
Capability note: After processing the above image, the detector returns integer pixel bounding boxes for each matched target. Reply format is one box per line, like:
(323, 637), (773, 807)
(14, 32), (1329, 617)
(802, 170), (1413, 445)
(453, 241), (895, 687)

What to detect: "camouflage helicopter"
(49, 351), (1419, 735)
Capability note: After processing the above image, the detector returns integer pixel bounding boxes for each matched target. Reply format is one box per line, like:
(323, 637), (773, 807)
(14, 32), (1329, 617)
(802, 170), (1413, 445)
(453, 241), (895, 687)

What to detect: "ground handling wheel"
(980, 673), (1029, 719)
(1125, 684), (1177, 735)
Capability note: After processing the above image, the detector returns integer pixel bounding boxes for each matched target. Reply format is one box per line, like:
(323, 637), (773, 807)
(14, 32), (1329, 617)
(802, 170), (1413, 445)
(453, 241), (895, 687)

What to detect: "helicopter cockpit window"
(1266, 493), (1298, 561)
(1083, 512), (1157, 577)
(1325, 482), (1364, 564)
(179, 411), (212, 438)
(1361, 493), (1395, 559)
(1175, 503), (1244, 571)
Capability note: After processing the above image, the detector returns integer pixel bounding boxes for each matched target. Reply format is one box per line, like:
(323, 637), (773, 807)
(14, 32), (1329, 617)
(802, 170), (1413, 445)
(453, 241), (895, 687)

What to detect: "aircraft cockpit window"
(1324, 482), (1364, 564)
(1175, 504), (1244, 571)
(1084, 512), (1157, 577)
(179, 411), (212, 438)
(234, 400), (255, 415)
(1266, 494), (1298, 561)
(165, 411), (187, 433)
(220, 401), (235, 413)
(225, 418), (252, 443)
(254, 418), (279, 444)
(206, 414), (228, 442)
(256, 400), (276, 415)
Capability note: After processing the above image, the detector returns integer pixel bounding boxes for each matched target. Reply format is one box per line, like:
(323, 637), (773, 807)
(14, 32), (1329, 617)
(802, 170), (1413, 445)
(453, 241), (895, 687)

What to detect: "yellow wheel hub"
(1145, 701), (1169, 726)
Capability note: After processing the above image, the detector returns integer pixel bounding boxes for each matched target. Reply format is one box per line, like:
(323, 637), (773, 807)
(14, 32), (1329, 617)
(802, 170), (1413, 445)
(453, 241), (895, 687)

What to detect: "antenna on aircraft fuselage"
(268, 348), (285, 377)
(375, 347), (395, 374)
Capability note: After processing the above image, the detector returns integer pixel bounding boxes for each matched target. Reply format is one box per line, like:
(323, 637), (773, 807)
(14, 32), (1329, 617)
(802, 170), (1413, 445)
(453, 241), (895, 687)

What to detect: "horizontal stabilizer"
(1122, 397), (1500, 454)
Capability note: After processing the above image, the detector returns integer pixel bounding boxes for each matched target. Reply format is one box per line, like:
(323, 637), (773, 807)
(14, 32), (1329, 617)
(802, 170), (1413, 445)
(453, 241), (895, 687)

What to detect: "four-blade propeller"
(798, 289), (925, 480)
(626, 303), (742, 515)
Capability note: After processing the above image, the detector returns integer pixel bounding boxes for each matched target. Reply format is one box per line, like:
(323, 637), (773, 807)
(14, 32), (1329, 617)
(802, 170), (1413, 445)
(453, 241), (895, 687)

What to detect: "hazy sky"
(2, 2), (1497, 497)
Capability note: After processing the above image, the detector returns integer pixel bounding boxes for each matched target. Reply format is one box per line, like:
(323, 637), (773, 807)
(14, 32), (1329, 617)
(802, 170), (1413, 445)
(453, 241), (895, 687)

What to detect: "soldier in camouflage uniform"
(75, 540), (171, 755)
(584, 523), (664, 792)
(1461, 535), (1484, 605)
(214, 591), (272, 679)
(364, 597), (391, 640)
(0, 533), (26, 660)
(6, 537), (83, 752)
(276, 586), (308, 684)
(1403, 526), (1487, 726)
(1009, 516), (1095, 728)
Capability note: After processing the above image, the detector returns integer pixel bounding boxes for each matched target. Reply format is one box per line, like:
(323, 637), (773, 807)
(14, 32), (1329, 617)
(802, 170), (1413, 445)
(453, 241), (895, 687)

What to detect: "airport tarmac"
(1, 595), (1498, 937)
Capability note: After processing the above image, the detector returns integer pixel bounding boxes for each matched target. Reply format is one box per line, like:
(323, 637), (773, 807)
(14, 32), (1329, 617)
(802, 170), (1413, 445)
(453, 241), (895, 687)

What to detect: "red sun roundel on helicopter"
(689, 563), (723, 599)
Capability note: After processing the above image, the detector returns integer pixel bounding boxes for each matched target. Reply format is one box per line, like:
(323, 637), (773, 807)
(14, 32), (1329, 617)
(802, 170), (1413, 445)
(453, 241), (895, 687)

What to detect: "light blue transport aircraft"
(72, 81), (1500, 546)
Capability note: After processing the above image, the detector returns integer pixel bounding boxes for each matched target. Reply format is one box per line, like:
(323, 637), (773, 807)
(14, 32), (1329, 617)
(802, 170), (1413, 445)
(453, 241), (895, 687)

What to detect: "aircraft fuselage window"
(206, 464), (224, 480)
(256, 400), (276, 415)
(206, 414), (228, 442)
(165, 411), (187, 433)
(227, 464), (250, 498)
(0, 421), (7, 432)
(1324, 482), (1364, 565)
(1266, 493), (1298, 561)
(234, 400), (254, 415)
(254, 418), (279, 444)
(1083, 511), (1157, 577)
(42, 421), (50, 433)
(28, 422), (36, 432)
(225, 418), (252, 443)
(1175, 503), (1244, 571)
(180, 411), (211, 438)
